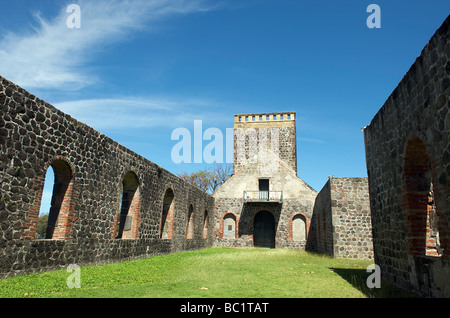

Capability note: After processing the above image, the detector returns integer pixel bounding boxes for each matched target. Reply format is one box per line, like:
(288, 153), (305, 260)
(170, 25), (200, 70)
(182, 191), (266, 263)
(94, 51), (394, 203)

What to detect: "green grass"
(0, 247), (417, 298)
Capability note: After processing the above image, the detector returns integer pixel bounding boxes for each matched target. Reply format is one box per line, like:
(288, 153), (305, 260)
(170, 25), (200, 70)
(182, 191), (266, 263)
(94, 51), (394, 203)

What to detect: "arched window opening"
(202, 210), (209, 239)
(36, 167), (54, 238)
(33, 159), (75, 240)
(223, 213), (236, 239)
(403, 137), (442, 257)
(186, 204), (194, 239)
(115, 171), (140, 239)
(160, 188), (175, 239)
(292, 214), (307, 241)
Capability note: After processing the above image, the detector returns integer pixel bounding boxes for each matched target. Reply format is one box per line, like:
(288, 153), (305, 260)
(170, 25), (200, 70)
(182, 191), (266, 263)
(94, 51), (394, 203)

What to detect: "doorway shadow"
(329, 268), (420, 298)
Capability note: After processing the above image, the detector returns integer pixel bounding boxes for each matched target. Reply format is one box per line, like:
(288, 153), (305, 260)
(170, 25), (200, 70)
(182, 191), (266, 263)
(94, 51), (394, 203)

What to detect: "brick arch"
(402, 136), (445, 257)
(288, 213), (309, 241)
(220, 212), (238, 239)
(185, 203), (194, 239)
(42, 155), (77, 178)
(160, 186), (175, 239)
(202, 209), (209, 239)
(117, 168), (142, 187)
(112, 170), (141, 239)
(23, 156), (77, 240)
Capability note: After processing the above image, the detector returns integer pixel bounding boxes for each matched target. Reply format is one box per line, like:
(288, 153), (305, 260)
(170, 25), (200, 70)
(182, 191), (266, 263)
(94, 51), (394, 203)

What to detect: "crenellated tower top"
(233, 112), (297, 175)
(234, 112), (296, 124)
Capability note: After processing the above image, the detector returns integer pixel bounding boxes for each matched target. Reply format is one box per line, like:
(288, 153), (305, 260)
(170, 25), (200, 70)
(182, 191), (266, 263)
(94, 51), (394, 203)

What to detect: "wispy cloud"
(0, 0), (217, 90)
(54, 96), (230, 130)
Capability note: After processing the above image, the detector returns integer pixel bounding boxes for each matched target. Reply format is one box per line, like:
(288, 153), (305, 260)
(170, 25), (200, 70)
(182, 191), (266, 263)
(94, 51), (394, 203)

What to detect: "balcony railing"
(243, 191), (283, 203)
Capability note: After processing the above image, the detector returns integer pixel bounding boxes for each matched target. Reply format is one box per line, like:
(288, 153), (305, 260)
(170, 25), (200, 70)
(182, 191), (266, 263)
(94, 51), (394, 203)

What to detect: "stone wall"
(214, 197), (314, 249)
(0, 75), (215, 278)
(233, 112), (297, 174)
(312, 177), (373, 260)
(363, 15), (450, 297)
(213, 165), (317, 249)
(309, 179), (333, 255)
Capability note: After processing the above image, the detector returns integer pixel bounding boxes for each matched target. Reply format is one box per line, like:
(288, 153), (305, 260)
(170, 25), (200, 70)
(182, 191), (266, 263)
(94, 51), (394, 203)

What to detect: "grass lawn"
(0, 247), (417, 298)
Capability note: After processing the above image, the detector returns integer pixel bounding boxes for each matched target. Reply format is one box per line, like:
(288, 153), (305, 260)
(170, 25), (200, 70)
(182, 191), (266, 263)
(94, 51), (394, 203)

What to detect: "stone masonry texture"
(363, 15), (450, 297)
(215, 112), (317, 249)
(0, 98), (373, 279)
(312, 177), (373, 260)
(0, 75), (214, 278)
(233, 113), (297, 175)
(214, 112), (372, 256)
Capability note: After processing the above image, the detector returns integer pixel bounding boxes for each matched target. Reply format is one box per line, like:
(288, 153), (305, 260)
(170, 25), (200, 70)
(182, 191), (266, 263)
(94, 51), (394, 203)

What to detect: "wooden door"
(253, 211), (275, 248)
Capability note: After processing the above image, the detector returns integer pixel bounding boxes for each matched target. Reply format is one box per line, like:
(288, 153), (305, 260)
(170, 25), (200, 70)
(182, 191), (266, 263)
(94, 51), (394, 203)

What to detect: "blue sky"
(0, 1), (449, 215)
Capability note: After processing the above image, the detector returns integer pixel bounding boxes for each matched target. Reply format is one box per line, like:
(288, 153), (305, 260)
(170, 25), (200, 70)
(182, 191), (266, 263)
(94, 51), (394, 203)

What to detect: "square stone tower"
(214, 111), (317, 250)
(232, 112), (297, 175)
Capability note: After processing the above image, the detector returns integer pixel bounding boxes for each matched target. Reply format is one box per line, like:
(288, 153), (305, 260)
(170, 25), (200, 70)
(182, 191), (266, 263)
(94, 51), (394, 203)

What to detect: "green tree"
(178, 164), (232, 194)
(36, 214), (48, 238)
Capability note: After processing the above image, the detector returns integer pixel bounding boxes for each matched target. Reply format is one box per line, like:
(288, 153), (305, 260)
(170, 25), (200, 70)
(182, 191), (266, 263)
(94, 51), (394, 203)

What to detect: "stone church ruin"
(0, 13), (448, 298)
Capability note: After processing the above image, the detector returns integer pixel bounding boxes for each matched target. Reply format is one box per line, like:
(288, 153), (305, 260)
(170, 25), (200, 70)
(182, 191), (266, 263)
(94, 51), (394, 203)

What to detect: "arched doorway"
(253, 211), (275, 248)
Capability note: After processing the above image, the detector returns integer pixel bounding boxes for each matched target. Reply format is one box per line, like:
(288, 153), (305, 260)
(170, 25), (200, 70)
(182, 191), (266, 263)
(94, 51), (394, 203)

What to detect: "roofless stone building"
(0, 78), (374, 279)
(2, 15), (448, 298)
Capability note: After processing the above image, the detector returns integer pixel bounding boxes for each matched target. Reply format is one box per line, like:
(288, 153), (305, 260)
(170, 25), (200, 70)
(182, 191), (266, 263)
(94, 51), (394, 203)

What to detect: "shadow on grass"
(330, 268), (420, 298)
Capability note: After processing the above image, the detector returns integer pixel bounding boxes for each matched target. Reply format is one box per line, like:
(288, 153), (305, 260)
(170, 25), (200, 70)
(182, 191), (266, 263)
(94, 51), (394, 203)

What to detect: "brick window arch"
(402, 137), (442, 257)
(185, 204), (194, 239)
(202, 209), (209, 239)
(23, 158), (76, 240)
(113, 171), (141, 239)
(160, 188), (175, 239)
(221, 213), (237, 239)
(291, 213), (308, 241)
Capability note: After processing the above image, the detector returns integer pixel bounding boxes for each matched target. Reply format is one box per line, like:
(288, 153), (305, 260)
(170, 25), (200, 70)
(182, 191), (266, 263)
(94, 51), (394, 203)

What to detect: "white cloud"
(54, 96), (230, 130)
(0, 0), (216, 90)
